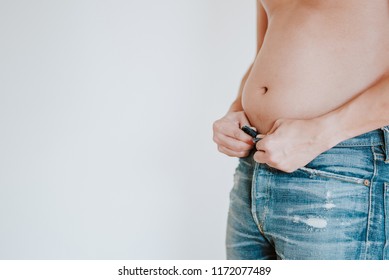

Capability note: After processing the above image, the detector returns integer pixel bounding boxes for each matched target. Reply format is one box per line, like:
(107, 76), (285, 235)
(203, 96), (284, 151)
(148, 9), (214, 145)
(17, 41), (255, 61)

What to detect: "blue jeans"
(226, 127), (389, 260)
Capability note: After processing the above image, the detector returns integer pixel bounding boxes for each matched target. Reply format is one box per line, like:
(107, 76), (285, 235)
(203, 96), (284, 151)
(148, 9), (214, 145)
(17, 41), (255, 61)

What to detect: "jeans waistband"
(336, 126), (388, 147)
(337, 126), (389, 162)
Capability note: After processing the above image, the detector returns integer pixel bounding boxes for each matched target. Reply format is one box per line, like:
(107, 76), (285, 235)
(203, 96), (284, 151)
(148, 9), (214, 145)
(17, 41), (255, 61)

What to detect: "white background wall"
(0, 0), (255, 259)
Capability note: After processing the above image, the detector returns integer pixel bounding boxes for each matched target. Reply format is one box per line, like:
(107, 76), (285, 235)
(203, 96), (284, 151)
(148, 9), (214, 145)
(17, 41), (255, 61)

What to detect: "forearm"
(228, 63), (254, 113)
(213, 65), (256, 158)
(318, 74), (389, 146)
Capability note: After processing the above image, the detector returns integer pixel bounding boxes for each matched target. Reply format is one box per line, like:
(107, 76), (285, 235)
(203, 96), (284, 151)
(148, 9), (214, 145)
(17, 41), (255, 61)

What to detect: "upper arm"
(256, 0), (268, 53)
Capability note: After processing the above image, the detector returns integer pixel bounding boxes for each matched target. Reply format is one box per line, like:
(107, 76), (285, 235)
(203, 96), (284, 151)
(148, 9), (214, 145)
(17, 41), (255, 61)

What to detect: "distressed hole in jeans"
(293, 216), (328, 229)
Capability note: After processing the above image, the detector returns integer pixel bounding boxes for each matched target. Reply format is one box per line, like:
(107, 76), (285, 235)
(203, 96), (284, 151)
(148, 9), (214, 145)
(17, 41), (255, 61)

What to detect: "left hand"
(253, 118), (338, 173)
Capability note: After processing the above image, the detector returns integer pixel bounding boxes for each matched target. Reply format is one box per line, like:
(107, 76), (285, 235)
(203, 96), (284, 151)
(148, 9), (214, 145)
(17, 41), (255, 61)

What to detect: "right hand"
(212, 111), (255, 157)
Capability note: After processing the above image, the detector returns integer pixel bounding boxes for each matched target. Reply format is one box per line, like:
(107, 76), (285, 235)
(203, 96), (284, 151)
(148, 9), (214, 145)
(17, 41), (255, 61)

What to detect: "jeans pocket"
(297, 166), (368, 186)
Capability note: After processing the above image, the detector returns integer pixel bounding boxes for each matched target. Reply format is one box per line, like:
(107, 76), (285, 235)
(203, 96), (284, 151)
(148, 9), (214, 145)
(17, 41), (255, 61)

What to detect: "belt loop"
(381, 126), (389, 163)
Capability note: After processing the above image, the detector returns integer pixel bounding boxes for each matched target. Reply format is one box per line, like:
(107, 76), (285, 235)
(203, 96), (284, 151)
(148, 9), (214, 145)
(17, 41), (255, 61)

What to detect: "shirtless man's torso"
(244, 0), (389, 133)
(213, 0), (389, 260)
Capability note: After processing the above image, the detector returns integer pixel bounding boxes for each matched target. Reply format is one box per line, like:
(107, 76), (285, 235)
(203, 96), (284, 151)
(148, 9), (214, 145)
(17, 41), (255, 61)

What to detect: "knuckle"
(237, 142), (250, 151)
(253, 152), (262, 163)
(255, 142), (261, 150)
(218, 145), (234, 157)
(217, 145), (223, 153)
(238, 150), (249, 157)
(212, 121), (221, 132)
(260, 140), (271, 150)
(232, 129), (240, 139)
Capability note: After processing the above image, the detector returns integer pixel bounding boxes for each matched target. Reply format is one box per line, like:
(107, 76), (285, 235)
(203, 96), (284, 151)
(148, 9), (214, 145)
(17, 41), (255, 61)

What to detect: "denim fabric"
(226, 127), (389, 260)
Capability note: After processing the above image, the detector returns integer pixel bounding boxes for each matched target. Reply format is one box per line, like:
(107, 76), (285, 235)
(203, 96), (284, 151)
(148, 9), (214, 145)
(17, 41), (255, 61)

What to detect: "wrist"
(313, 113), (346, 149)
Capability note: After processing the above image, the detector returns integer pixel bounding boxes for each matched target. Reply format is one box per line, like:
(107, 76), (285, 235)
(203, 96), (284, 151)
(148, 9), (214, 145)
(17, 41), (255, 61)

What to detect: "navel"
(258, 86), (268, 94)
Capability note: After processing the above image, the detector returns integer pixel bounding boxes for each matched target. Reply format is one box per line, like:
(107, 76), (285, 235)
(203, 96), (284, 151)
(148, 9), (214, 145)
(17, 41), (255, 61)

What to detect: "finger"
(223, 124), (254, 144)
(218, 145), (251, 158)
(214, 133), (253, 152)
(253, 150), (267, 163)
(213, 119), (253, 143)
(255, 137), (267, 151)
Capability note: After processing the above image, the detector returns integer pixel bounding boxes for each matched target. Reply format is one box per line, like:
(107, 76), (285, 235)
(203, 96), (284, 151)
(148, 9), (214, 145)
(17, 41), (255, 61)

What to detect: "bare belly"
(242, 1), (389, 134)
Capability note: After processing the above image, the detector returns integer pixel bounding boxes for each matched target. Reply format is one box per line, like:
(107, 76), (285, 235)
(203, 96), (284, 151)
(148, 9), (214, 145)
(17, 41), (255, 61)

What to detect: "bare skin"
(213, 0), (389, 172)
